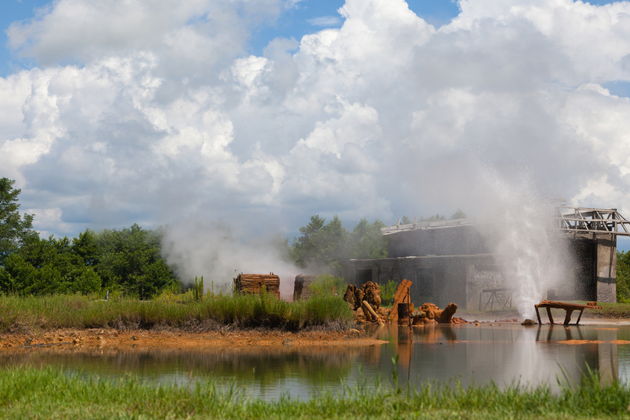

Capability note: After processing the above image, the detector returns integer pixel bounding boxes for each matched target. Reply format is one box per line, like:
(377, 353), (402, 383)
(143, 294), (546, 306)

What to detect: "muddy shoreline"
(0, 328), (387, 351)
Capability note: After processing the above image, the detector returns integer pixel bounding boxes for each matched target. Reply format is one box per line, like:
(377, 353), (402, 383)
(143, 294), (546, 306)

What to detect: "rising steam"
(469, 175), (575, 318)
(160, 220), (301, 298)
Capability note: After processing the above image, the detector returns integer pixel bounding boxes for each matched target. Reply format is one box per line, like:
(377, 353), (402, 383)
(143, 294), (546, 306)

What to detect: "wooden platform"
(534, 300), (601, 326)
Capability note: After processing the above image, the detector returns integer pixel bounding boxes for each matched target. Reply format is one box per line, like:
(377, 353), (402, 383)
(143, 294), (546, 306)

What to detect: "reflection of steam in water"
(0, 325), (627, 399)
(379, 325), (613, 391)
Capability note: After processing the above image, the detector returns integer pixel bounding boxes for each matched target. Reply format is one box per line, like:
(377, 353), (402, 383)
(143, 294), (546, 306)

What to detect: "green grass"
(0, 367), (628, 419)
(0, 293), (353, 332)
(588, 302), (630, 318)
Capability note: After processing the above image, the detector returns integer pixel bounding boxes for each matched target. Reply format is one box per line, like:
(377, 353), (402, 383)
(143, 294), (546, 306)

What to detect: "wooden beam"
(389, 279), (413, 323)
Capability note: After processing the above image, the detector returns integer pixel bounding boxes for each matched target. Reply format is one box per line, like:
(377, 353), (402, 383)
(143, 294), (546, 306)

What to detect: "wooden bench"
(534, 300), (601, 326)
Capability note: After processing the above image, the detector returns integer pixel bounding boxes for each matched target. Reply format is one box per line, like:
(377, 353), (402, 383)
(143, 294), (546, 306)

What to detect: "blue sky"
(3, 1), (628, 95)
(0, 0), (461, 75)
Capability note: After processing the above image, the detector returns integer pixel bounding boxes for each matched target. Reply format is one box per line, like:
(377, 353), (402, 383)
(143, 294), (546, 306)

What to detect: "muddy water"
(1, 324), (630, 400)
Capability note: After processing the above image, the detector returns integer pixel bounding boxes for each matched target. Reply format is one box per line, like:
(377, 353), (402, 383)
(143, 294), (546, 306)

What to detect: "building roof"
(382, 207), (630, 237)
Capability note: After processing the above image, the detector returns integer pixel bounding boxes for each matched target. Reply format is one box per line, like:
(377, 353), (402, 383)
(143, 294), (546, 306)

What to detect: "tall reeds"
(0, 293), (353, 331)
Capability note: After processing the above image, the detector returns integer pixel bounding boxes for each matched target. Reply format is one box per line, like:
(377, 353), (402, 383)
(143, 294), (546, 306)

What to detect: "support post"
(546, 307), (555, 324)
(576, 308), (584, 325)
(563, 309), (574, 326)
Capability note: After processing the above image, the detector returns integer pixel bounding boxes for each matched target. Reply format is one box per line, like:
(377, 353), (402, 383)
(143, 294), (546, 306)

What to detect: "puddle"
(1, 324), (630, 400)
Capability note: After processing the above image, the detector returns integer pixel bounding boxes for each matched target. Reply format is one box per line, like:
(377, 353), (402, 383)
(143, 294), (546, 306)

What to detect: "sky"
(1, 0), (630, 252)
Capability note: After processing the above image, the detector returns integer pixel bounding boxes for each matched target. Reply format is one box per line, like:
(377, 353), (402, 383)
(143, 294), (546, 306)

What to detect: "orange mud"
(0, 329), (386, 352)
(556, 339), (630, 345)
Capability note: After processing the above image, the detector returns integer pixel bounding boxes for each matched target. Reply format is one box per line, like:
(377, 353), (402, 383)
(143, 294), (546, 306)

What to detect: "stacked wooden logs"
(233, 273), (280, 298)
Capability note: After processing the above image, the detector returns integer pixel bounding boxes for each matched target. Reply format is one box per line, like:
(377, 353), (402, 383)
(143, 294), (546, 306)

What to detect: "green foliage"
(380, 279), (398, 306)
(93, 224), (177, 299)
(0, 178), (177, 298)
(290, 215), (347, 271)
(350, 219), (387, 259)
(617, 251), (630, 303)
(307, 275), (346, 297)
(0, 178), (35, 264)
(289, 215), (387, 274)
(451, 209), (467, 219)
(0, 224), (177, 298)
(193, 276), (204, 302)
(0, 294), (353, 331)
(398, 210), (467, 225)
(0, 367), (628, 419)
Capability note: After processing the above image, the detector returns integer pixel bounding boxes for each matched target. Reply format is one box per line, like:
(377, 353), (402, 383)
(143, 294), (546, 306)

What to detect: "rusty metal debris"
(411, 303), (463, 325)
(534, 300), (601, 326)
(389, 279), (412, 324)
(346, 278), (466, 326)
(343, 281), (382, 311)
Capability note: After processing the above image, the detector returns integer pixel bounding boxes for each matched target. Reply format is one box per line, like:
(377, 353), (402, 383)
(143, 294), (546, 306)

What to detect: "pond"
(1, 323), (629, 400)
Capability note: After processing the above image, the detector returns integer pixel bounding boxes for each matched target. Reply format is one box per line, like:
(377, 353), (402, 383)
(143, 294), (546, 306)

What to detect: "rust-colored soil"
(555, 339), (630, 345)
(0, 329), (386, 352)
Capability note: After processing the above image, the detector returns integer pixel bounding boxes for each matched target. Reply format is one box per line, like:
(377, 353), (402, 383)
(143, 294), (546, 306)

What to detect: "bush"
(617, 251), (630, 302)
(380, 280), (398, 306)
(307, 275), (346, 297)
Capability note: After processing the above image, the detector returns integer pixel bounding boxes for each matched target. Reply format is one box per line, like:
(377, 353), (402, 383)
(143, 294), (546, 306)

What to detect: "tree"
(290, 215), (350, 272)
(450, 209), (467, 219)
(350, 219), (387, 259)
(93, 224), (177, 299)
(0, 178), (35, 264)
(289, 216), (389, 275)
(1, 234), (100, 295)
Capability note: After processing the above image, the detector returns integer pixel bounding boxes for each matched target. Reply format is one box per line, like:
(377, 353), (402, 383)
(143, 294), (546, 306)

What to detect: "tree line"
(287, 215), (387, 275)
(5, 176), (630, 302)
(0, 177), (389, 297)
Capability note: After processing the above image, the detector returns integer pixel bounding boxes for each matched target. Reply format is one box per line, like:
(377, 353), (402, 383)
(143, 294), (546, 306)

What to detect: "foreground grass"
(0, 294), (353, 332)
(0, 367), (628, 419)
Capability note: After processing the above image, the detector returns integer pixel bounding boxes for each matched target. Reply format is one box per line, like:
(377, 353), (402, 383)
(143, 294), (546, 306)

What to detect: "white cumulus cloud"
(1, 0), (629, 243)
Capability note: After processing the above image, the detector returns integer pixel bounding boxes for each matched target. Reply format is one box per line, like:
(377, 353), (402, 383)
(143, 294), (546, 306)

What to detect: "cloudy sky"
(1, 0), (630, 246)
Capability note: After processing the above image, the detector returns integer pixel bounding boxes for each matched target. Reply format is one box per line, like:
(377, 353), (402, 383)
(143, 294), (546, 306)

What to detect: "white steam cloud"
(160, 220), (300, 297)
(1, 0), (630, 303)
(467, 174), (575, 317)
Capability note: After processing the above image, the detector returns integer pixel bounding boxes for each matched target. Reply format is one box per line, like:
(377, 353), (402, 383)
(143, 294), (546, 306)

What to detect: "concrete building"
(342, 208), (630, 310)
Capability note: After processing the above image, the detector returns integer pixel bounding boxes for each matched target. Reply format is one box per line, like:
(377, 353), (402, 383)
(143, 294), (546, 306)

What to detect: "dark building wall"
(386, 226), (489, 258)
(343, 256), (480, 308)
(568, 239), (597, 301)
(344, 226), (616, 309)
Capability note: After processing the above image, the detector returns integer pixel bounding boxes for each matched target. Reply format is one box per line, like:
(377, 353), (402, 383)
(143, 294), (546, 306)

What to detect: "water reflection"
(0, 324), (629, 400)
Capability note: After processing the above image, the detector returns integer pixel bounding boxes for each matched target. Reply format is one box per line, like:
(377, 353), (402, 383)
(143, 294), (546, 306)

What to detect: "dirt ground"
(0, 328), (386, 352)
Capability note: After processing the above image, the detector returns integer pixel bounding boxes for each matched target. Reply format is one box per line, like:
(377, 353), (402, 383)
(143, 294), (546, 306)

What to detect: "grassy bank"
(0, 294), (353, 332)
(0, 367), (627, 419)
(585, 302), (630, 318)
